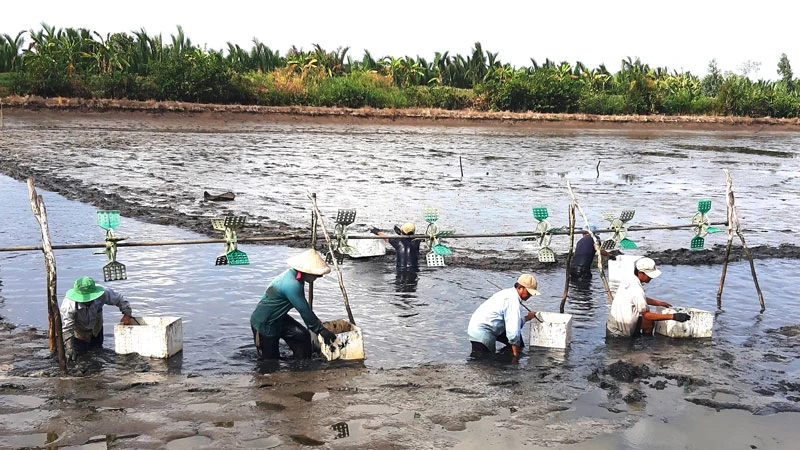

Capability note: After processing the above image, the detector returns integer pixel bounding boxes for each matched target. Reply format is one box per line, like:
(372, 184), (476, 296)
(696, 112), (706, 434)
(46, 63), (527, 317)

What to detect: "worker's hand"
(64, 338), (76, 362)
(319, 328), (337, 346)
(672, 312), (691, 322)
(369, 226), (381, 235)
(120, 315), (133, 325)
(525, 311), (539, 322)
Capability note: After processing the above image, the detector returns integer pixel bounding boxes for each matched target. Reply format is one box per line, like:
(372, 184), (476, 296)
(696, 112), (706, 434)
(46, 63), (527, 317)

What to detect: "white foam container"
(114, 316), (183, 358)
(310, 319), (365, 361)
(608, 254), (641, 282)
(529, 312), (573, 349)
(348, 236), (386, 258)
(654, 307), (714, 338)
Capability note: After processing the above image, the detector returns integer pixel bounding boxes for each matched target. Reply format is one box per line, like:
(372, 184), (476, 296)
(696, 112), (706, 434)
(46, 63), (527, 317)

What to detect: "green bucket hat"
(66, 276), (105, 302)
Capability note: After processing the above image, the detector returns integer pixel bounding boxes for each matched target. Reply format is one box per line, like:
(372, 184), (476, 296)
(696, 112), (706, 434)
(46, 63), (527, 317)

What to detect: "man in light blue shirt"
(468, 274), (541, 359)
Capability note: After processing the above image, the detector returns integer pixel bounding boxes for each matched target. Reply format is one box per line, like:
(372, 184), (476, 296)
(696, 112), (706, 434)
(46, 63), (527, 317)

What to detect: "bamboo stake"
(721, 170), (765, 312)
(566, 181), (614, 304)
(560, 204), (576, 313)
(309, 193), (318, 309)
(308, 194), (355, 325)
(717, 172), (736, 309)
(27, 178), (67, 375)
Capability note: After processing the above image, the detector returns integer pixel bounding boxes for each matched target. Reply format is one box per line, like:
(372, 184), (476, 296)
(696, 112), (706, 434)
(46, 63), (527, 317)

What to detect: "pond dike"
(1, 162), (798, 272)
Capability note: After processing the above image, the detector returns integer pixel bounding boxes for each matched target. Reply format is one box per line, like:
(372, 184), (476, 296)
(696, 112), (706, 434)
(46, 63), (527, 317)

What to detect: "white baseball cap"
(635, 257), (662, 279)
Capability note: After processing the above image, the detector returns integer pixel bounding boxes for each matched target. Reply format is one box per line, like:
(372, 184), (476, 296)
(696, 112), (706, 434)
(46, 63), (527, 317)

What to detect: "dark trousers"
(74, 332), (104, 353)
(252, 315), (312, 359)
(470, 332), (524, 354)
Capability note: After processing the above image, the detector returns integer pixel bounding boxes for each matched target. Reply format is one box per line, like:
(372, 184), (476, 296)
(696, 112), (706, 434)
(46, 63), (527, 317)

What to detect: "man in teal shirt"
(251, 249), (337, 359)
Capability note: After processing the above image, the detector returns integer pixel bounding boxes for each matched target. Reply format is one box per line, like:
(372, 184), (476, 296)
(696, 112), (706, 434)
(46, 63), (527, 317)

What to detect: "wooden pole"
(308, 194), (356, 325)
(566, 181), (614, 304)
(560, 204), (576, 313)
(459, 156), (464, 178)
(27, 178), (67, 374)
(717, 173), (735, 309)
(725, 170), (765, 312)
(308, 193), (318, 309)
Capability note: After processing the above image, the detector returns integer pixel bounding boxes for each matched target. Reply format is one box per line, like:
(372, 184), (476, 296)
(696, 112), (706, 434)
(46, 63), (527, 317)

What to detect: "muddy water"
(1, 115), (799, 448)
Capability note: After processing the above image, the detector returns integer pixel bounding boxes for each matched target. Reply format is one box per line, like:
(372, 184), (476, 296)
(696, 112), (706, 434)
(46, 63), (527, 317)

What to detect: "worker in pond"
(60, 276), (134, 361)
(371, 222), (422, 282)
(250, 249), (338, 359)
(468, 274), (541, 361)
(606, 257), (690, 337)
(570, 225), (617, 280)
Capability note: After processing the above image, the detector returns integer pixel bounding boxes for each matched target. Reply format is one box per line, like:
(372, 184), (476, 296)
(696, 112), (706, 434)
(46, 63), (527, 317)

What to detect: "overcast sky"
(2, 1), (798, 80)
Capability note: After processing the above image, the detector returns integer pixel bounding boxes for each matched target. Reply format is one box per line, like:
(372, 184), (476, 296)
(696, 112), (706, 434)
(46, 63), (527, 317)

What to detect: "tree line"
(1, 24), (798, 118)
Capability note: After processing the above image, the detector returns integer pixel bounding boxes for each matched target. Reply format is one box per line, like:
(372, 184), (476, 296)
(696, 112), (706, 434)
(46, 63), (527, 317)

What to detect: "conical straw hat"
(287, 249), (331, 275)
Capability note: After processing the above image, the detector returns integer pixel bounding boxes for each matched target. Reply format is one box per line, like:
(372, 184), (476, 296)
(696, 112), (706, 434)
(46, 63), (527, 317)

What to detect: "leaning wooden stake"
(717, 170), (765, 312)
(560, 204), (576, 313)
(308, 193), (318, 309)
(27, 178), (67, 374)
(566, 181), (614, 303)
(308, 194), (356, 325)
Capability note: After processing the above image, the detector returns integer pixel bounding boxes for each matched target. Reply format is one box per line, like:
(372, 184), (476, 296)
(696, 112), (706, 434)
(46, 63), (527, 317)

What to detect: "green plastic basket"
(690, 236), (705, 250)
(532, 207), (549, 221)
(97, 210), (120, 230)
(698, 199), (711, 214)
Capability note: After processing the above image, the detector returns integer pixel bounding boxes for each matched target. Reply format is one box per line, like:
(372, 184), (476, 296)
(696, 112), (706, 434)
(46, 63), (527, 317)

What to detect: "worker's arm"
(286, 282), (325, 334)
(60, 299), (77, 341)
(646, 297), (671, 308)
(505, 302), (524, 356)
(103, 288), (133, 319)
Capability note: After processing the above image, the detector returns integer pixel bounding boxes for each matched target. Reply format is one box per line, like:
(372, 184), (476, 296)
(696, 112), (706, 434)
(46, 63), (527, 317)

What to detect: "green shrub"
(578, 93), (626, 115)
(308, 72), (406, 108)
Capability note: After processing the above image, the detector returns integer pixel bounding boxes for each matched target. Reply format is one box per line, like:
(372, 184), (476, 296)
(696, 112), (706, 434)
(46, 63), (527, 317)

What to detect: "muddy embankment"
(3, 157), (799, 272)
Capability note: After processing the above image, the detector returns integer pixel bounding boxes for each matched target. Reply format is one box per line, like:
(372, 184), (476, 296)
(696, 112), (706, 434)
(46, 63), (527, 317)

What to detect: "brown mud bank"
(2, 316), (799, 449)
(5, 94), (800, 132)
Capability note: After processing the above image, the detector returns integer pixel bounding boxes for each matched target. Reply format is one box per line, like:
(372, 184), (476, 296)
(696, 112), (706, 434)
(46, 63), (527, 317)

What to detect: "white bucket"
(310, 319), (365, 361)
(114, 316), (183, 358)
(529, 312), (573, 349)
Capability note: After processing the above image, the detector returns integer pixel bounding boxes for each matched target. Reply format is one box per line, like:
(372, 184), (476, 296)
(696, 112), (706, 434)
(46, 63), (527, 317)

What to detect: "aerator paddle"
(423, 207), (454, 267)
(689, 199), (723, 250)
(212, 216), (249, 266)
(601, 208), (637, 250)
(96, 210), (127, 282)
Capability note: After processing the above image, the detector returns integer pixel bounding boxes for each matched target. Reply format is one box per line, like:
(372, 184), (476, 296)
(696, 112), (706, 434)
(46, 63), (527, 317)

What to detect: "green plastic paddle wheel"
(531, 206), (556, 262)
(688, 199), (722, 250)
(329, 209), (357, 264)
(601, 208), (637, 250)
(213, 216), (249, 266)
(422, 207), (454, 266)
(96, 210), (128, 282)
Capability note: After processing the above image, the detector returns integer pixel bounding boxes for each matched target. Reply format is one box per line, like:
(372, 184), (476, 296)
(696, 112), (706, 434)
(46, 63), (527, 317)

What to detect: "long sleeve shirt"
(60, 288), (132, 342)
(467, 288), (525, 350)
(250, 269), (325, 338)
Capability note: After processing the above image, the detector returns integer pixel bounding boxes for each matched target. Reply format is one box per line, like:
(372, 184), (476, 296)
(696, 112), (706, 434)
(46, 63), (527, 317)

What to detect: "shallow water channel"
(1, 118), (798, 395)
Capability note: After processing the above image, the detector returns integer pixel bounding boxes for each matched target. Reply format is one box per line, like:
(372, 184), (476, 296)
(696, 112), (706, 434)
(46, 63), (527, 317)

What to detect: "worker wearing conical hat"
(250, 249), (338, 359)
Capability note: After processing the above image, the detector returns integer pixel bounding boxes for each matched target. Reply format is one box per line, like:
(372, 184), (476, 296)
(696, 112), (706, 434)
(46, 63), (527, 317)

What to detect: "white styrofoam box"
(348, 236), (386, 258)
(114, 316), (183, 358)
(310, 319), (365, 361)
(529, 312), (573, 349)
(608, 254), (641, 282)
(654, 307), (714, 338)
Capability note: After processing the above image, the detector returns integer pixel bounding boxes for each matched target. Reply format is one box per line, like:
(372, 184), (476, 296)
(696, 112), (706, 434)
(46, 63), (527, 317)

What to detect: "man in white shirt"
(468, 274), (541, 359)
(606, 257), (690, 337)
